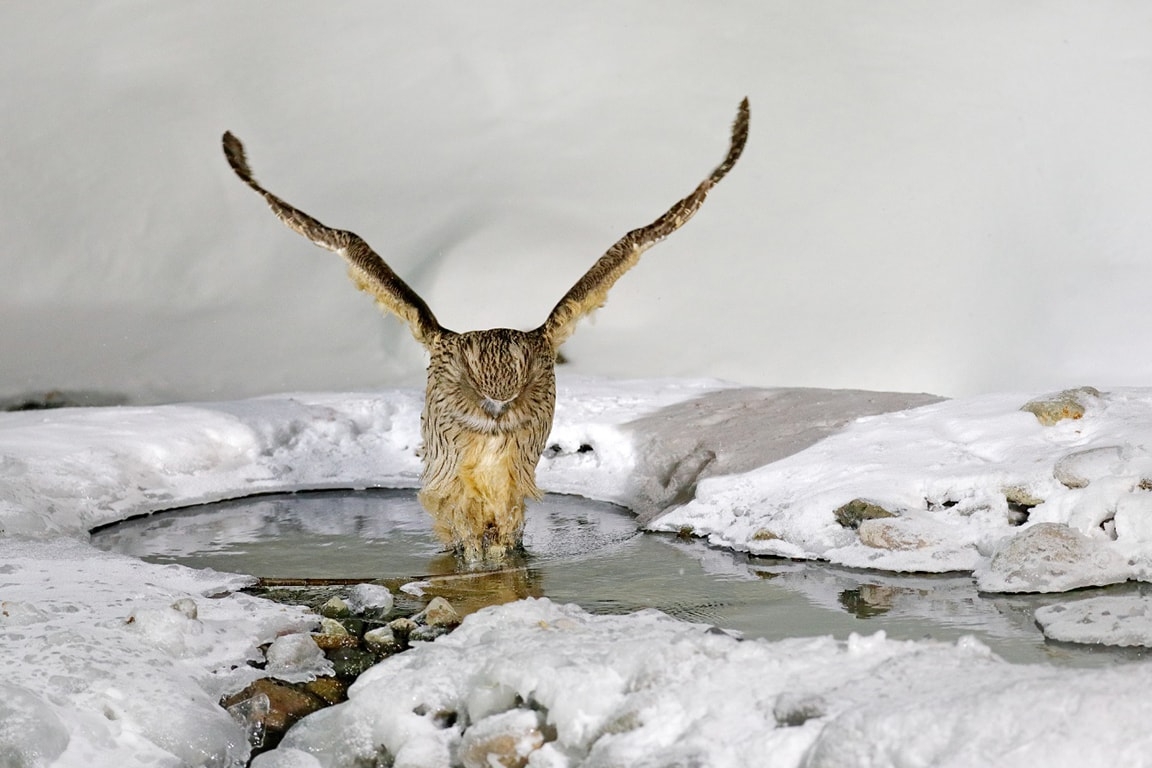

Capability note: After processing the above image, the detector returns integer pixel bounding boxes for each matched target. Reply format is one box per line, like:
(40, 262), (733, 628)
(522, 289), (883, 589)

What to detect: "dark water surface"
(91, 489), (1148, 668)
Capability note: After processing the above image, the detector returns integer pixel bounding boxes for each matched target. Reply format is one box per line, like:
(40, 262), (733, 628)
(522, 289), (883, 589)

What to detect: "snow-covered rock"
(975, 523), (1132, 594)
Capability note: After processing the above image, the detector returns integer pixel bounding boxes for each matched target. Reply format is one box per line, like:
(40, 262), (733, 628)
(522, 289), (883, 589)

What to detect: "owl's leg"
(419, 479), (527, 563)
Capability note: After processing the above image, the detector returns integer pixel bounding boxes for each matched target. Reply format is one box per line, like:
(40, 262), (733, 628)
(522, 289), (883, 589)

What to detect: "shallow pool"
(91, 489), (1150, 668)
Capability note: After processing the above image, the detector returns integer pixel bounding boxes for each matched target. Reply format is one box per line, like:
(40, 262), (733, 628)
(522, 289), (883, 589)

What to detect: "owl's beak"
(481, 397), (512, 418)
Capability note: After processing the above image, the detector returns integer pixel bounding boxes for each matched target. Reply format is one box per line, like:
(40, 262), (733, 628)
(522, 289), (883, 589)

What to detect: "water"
(92, 489), (1150, 668)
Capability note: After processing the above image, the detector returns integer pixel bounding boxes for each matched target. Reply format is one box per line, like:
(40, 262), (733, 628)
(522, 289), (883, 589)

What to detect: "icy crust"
(257, 598), (1152, 768)
(0, 537), (318, 767)
(651, 388), (1152, 581)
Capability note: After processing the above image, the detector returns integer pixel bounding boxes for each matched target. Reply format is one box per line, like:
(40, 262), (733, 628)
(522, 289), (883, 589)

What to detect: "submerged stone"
(327, 647), (378, 678)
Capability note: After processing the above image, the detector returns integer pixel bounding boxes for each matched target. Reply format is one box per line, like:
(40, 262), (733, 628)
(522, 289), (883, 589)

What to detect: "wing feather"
(540, 98), (749, 348)
(222, 132), (443, 345)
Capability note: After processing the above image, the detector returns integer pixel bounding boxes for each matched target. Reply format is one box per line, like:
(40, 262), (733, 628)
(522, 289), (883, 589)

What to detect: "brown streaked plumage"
(223, 98), (749, 562)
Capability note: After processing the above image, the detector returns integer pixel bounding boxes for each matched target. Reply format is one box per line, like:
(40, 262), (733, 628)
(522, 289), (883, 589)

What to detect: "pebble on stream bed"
(220, 584), (463, 754)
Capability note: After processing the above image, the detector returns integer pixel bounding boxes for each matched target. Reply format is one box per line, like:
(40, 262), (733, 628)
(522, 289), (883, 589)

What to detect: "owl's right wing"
(222, 132), (443, 346)
(540, 98), (749, 349)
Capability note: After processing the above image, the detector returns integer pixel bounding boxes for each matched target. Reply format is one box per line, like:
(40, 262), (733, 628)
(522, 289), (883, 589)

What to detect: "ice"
(345, 584), (395, 615)
(0, 684), (70, 768)
(266, 634), (332, 681)
(1035, 595), (1152, 647)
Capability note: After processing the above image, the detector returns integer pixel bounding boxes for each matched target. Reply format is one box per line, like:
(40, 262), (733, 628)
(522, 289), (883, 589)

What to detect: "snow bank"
(258, 598), (1152, 768)
(652, 387), (1152, 582)
(0, 537), (316, 767)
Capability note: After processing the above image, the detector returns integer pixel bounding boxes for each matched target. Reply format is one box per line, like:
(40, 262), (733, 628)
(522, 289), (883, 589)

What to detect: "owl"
(223, 99), (748, 562)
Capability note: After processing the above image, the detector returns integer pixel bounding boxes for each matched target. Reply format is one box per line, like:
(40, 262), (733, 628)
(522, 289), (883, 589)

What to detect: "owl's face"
(430, 329), (557, 433)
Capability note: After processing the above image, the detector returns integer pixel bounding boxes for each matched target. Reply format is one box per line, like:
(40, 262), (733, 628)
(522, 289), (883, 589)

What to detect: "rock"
(751, 529), (780, 541)
(417, 597), (461, 627)
(1053, 446), (1124, 489)
(265, 633), (326, 675)
(459, 709), (550, 768)
(318, 617), (350, 636)
(410, 624), (452, 643)
(857, 518), (936, 551)
(773, 692), (827, 727)
(388, 617), (419, 638)
(975, 522), (1131, 593)
(1020, 386), (1101, 426)
(346, 583), (394, 617)
(311, 632), (360, 651)
(170, 597), (198, 620)
(1003, 485), (1044, 508)
(301, 677), (348, 705)
(363, 626), (403, 656)
(318, 597), (351, 619)
(834, 498), (897, 529)
(327, 647), (378, 678)
(221, 679), (326, 748)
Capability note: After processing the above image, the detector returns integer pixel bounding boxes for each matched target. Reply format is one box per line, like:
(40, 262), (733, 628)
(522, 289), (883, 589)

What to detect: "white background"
(3, 2), (1151, 403)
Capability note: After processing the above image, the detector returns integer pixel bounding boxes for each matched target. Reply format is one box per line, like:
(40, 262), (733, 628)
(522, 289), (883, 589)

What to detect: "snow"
(2, 378), (1152, 765)
(258, 598), (1152, 768)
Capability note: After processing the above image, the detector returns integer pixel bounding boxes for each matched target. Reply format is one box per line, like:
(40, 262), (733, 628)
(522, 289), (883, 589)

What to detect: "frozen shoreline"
(3, 378), (1152, 766)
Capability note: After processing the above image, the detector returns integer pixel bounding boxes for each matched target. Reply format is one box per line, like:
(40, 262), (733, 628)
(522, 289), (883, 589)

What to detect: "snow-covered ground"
(3, 378), (1152, 766)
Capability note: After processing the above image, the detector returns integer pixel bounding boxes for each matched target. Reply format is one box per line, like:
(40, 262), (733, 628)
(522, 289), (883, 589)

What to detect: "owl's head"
(431, 329), (556, 432)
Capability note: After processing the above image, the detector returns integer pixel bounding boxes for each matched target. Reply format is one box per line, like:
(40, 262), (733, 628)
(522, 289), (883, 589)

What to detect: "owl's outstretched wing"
(222, 132), (443, 346)
(540, 98), (749, 349)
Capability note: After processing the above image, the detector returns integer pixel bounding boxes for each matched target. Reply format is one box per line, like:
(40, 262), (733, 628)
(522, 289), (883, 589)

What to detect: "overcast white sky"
(2, 2), (1151, 403)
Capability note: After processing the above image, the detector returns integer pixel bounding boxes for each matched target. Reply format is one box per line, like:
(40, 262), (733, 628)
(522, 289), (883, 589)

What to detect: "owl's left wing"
(540, 98), (749, 349)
